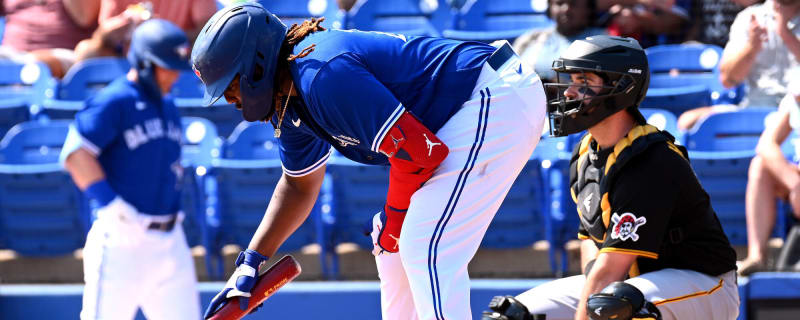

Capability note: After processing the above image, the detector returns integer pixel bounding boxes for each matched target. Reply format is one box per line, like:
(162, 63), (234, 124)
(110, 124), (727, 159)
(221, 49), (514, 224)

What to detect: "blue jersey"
(278, 30), (494, 176)
(65, 77), (183, 215)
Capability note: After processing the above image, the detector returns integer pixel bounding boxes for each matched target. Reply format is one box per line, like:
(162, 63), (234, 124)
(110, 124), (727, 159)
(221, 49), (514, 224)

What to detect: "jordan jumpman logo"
(423, 133), (441, 156)
(388, 234), (400, 250)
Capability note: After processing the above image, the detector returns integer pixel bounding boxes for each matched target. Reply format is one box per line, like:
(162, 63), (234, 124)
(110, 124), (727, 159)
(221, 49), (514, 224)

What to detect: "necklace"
(274, 81), (294, 138)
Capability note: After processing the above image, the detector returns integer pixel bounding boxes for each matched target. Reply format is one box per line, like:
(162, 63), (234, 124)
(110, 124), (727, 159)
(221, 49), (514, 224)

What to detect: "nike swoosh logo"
(292, 118), (301, 127)
(516, 64), (523, 75)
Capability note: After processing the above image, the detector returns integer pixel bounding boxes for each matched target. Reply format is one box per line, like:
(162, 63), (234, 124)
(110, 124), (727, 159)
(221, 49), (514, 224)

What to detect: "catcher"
(484, 35), (739, 320)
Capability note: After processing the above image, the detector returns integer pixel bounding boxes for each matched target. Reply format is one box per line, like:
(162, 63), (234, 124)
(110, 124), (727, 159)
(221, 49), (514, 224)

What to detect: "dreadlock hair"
(269, 17), (326, 117)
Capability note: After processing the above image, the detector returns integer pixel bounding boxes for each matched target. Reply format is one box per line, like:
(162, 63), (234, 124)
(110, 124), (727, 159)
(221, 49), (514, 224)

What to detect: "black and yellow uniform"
(515, 125), (740, 320)
(570, 124), (737, 277)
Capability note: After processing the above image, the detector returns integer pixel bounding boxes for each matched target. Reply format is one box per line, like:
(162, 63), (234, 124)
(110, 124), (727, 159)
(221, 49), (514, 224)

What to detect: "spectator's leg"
(741, 155), (787, 275)
(677, 106), (716, 130)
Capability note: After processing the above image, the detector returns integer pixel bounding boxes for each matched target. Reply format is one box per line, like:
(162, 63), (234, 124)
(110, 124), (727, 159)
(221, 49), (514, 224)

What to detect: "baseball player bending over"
(191, 3), (547, 319)
(61, 19), (200, 320)
(483, 35), (740, 320)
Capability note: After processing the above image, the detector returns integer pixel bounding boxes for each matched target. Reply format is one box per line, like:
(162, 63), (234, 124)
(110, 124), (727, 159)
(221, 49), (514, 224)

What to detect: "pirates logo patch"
(610, 212), (646, 242)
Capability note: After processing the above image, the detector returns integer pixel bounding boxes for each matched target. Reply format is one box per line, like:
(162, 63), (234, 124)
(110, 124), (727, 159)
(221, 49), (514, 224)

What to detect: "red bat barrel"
(208, 255), (302, 320)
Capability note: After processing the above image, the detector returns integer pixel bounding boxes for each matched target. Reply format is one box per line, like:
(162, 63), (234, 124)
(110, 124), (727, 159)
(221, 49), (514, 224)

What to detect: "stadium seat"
(532, 133), (580, 276)
(647, 44), (722, 74)
(325, 153), (390, 249)
(0, 119), (88, 256)
(481, 159), (545, 248)
(685, 109), (779, 245)
(684, 109), (772, 151)
(210, 121), (329, 275)
(38, 57), (130, 119)
(257, 0), (340, 29)
(340, 0), (452, 37)
(0, 61), (53, 137)
(179, 117), (220, 278)
(179, 117), (220, 245)
(174, 72), (243, 138)
(639, 107), (682, 142)
(645, 44), (744, 108)
(640, 84), (712, 116)
(442, 0), (553, 42)
(171, 70), (204, 99)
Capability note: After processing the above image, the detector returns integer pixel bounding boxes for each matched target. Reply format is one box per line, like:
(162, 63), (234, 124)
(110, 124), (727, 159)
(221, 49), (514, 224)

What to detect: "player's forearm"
(580, 239), (598, 274)
(576, 253), (633, 320)
(719, 45), (759, 88)
(63, 148), (106, 190)
(248, 168), (325, 258)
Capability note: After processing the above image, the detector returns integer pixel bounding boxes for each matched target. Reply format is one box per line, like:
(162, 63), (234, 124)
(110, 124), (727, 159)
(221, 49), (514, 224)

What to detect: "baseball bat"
(208, 255), (302, 320)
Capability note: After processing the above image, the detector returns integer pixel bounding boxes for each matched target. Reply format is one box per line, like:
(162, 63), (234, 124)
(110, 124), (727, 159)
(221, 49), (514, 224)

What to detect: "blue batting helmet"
(127, 19), (191, 96)
(128, 19), (191, 72)
(191, 3), (288, 122)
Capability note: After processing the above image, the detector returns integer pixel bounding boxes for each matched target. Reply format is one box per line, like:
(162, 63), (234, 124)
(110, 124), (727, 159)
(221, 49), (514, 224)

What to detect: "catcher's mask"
(544, 35), (649, 137)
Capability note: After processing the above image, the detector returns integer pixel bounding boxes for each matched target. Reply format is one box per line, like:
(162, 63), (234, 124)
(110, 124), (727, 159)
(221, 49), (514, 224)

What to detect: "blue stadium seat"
(325, 153), (390, 249)
(341, 0), (452, 37)
(210, 121), (328, 274)
(640, 84), (712, 116)
(0, 119), (88, 256)
(39, 58), (130, 119)
(442, 0), (553, 42)
(532, 133), (580, 276)
(175, 98), (242, 137)
(171, 64), (241, 138)
(179, 117), (220, 246)
(647, 44), (722, 73)
(686, 109), (780, 245)
(0, 61), (53, 137)
(179, 117), (220, 277)
(645, 44), (744, 108)
(690, 151), (753, 245)
(684, 109), (772, 151)
(257, 0), (340, 29)
(171, 70), (204, 99)
(481, 159), (545, 248)
(639, 107), (682, 142)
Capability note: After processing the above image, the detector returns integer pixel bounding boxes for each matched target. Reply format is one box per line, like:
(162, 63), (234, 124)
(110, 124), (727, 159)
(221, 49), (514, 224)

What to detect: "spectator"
(739, 82), (800, 276)
(74, 0), (216, 64)
(677, 0), (800, 131)
(597, 0), (692, 48)
(0, 0), (100, 77)
(686, 0), (761, 47)
(514, 0), (607, 83)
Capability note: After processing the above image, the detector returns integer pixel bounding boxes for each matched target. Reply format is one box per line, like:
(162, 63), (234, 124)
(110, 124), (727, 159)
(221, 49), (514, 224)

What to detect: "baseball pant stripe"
(653, 278), (725, 306)
(427, 87), (491, 320)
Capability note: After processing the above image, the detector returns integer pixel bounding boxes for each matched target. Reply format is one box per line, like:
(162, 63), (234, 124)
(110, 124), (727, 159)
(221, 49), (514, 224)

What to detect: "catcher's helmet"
(544, 35), (649, 137)
(127, 19), (190, 96)
(191, 3), (288, 122)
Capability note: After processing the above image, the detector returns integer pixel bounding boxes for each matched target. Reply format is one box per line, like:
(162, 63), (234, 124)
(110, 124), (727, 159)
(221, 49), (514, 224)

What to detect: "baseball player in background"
(192, 3), (546, 319)
(483, 35), (739, 320)
(60, 19), (200, 320)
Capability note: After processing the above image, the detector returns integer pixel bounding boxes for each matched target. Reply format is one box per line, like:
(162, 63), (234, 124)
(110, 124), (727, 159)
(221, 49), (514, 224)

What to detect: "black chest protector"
(569, 124), (686, 243)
